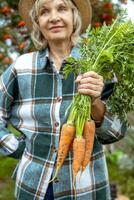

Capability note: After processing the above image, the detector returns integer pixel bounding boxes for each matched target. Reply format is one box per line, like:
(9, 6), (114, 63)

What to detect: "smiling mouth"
(50, 26), (64, 30)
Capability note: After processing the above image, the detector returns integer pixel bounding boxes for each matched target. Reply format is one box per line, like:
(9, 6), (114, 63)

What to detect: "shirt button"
(57, 97), (62, 102)
(52, 146), (58, 153)
(55, 122), (59, 127)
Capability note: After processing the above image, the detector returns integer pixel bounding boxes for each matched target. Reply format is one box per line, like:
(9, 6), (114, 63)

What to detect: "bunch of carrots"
(51, 94), (96, 186)
(51, 119), (95, 185)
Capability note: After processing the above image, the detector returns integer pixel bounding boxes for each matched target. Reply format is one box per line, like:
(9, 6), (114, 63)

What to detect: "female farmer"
(0, 0), (126, 199)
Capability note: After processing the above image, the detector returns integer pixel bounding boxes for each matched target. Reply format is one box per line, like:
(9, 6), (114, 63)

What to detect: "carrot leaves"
(64, 13), (134, 131)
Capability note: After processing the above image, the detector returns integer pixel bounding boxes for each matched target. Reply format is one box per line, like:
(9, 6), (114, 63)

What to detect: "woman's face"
(38, 0), (74, 44)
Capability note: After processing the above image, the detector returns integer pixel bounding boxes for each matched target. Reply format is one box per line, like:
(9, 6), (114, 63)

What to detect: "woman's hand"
(75, 71), (104, 102)
(76, 71), (105, 124)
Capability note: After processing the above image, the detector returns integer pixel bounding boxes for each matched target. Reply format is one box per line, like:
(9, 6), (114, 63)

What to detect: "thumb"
(75, 74), (83, 83)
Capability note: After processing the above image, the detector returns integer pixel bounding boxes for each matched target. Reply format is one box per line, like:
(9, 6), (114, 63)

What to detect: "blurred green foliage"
(0, 124), (21, 200)
(107, 158), (134, 199)
(0, 157), (16, 200)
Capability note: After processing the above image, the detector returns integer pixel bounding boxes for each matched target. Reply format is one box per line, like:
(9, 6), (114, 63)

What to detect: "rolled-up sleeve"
(0, 63), (25, 158)
(96, 80), (127, 144)
(96, 110), (127, 144)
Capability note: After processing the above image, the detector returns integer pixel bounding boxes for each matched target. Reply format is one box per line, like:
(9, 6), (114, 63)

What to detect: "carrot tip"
(48, 167), (60, 183)
(73, 179), (75, 188)
(73, 180), (77, 200)
(73, 172), (77, 186)
(79, 170), (83, 183)
(81, 166), (85, 172)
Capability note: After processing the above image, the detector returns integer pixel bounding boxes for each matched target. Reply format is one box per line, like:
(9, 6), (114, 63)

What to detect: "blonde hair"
(30, 0), (82, 50)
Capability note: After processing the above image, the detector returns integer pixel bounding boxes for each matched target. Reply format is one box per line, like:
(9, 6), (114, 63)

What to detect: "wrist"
(91, 97), (101, 105)
(91, 98), (106, 126)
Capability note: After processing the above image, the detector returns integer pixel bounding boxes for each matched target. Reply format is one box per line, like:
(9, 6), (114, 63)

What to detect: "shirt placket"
(51, 62), (63, 153)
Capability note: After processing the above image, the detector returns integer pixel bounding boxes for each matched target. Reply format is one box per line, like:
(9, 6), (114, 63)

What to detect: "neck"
(48, 40), (72, 70)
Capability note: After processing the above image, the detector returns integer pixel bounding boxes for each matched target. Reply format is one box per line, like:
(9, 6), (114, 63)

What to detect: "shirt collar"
(38, 45), (80, 70)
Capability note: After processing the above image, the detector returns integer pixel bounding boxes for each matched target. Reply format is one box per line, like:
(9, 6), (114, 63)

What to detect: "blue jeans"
(44, 182), (54, 200)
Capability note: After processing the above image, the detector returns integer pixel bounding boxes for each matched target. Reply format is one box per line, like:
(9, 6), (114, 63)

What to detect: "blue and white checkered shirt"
(0, 46), (127, 200)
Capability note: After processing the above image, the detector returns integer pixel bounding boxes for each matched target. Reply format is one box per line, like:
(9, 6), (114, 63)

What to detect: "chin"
(49, 35), (69, 42)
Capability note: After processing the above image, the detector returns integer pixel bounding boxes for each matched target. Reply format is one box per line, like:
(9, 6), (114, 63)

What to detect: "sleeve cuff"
(0, 134), (19, 155)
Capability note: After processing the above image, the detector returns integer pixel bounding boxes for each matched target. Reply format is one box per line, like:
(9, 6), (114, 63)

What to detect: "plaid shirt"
(0, 47), (127, 200)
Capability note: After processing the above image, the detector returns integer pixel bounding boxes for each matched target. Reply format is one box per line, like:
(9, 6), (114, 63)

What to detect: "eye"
(58, 5), (68, 12)
(40, 8), (50, 16)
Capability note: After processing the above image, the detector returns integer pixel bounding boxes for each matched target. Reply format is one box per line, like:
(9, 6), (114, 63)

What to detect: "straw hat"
(18, 0), (92, 33)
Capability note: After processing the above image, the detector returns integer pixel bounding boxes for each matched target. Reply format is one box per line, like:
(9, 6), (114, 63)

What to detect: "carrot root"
(72, 137), (86, 184)
(50, 123), (75, 182)
(48, 166), (60, 183)
(81, 120), (95, 172)
(73, 179), (77, 200)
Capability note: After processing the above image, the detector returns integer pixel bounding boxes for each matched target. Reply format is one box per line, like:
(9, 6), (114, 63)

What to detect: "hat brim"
(19, 0), (92, 33)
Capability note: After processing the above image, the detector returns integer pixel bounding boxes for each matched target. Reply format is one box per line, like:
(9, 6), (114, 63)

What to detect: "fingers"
(79, 76), (103, 86)
(76, 71), (103, 84)
(75, 71), (104, 98)
(77, 88), (101, 97)
(82, 71), (102, 79)
(82, 71), (103, 83)
(78, 83), (103, 92)
(75, 74), (83, 83)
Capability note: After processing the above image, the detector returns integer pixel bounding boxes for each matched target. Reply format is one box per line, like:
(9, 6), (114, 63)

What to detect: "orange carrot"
(72, 137), (86, 184)
(81, 120), (95, 172)
(50, 123), (75, 182)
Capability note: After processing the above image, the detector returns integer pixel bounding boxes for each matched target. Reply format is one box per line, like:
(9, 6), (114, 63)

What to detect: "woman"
(0, 0), (126, 199)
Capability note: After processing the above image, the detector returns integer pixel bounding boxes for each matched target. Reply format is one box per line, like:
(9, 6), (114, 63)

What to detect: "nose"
(49, 10), (60, 23)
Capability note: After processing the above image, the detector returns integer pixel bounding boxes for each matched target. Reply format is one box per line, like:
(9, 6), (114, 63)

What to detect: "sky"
(113, 0), (134, 22)
(124, 0), (134, 22)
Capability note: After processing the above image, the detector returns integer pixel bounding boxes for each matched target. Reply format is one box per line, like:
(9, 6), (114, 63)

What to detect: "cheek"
(66, 14), (73, 32)
(38, 21), (48, 37)
(38, 17), (47, 30)
(39, 23), (45, 31)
